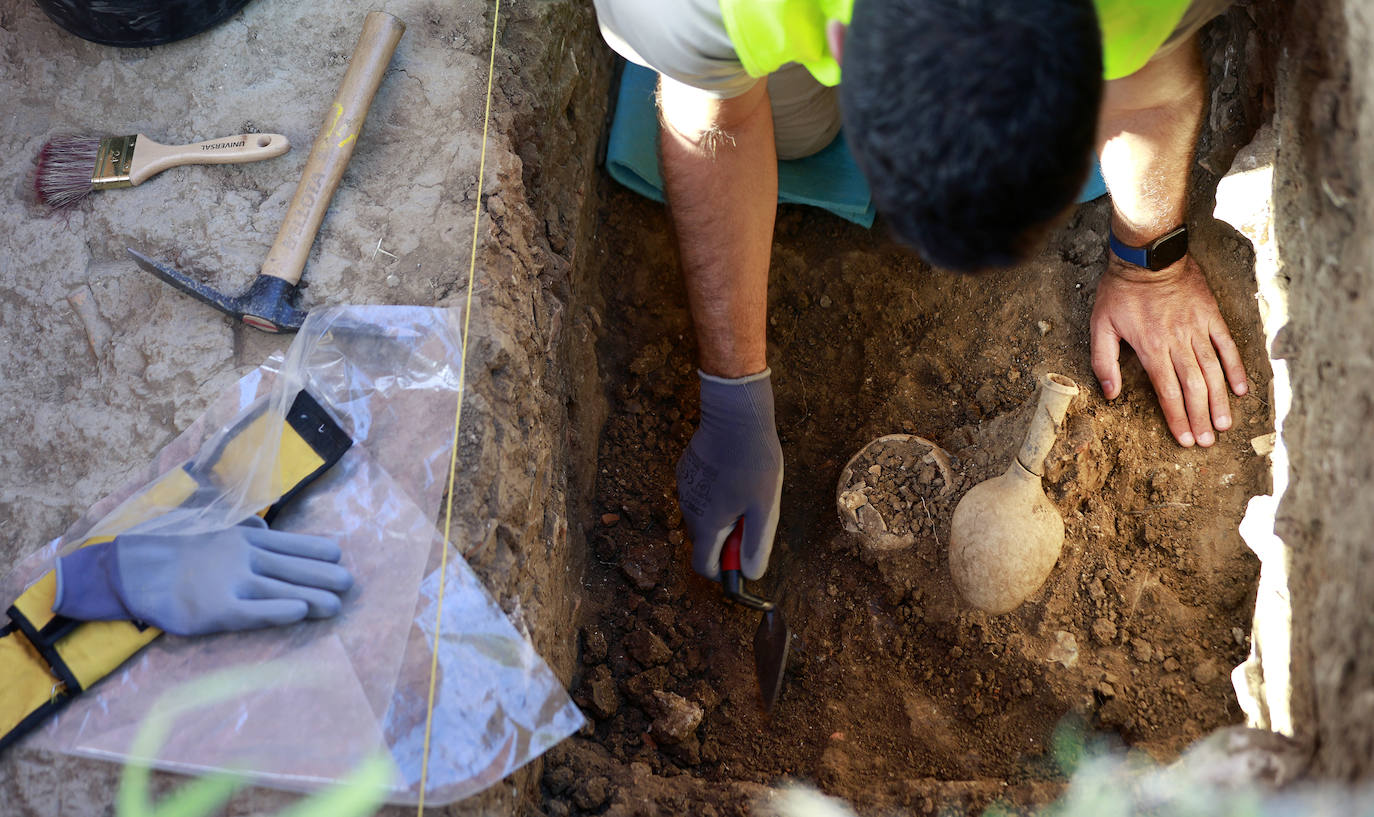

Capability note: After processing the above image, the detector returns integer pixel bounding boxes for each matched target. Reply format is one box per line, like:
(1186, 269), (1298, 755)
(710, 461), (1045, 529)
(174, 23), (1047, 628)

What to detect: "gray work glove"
(53, 516), (353, 637)
(676, 369), (783, 580)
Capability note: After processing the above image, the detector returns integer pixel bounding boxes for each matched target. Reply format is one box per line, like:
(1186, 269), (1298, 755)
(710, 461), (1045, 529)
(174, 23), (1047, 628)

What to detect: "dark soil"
(539, 170), (1271, 815)
(536, 13), (1280, 814)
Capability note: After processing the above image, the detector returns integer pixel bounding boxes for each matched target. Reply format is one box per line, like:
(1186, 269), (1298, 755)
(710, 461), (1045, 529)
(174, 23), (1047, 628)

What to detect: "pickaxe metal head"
(125, 12), (406, 335)
(128, 249), (307, 333)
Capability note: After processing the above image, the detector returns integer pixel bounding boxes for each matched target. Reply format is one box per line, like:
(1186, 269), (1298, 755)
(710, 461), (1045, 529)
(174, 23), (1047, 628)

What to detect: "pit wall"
(415, 0), (613, 810)
(375, 0), (614, 810)
(1270, 0), (1374, 780)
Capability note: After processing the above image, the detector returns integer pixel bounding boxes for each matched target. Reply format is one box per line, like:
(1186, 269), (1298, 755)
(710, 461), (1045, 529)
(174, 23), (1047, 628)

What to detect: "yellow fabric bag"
(0, 390), (351, 754)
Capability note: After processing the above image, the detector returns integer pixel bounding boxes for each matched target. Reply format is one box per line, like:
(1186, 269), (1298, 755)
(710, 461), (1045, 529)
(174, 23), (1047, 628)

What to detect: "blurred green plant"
(116, 662), (391, 817)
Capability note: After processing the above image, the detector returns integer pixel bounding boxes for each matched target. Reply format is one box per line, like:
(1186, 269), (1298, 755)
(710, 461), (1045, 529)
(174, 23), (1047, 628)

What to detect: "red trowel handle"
(721, 520), (743, 572)
(719, 519), (773, 611)
(259, 11), (405, 286)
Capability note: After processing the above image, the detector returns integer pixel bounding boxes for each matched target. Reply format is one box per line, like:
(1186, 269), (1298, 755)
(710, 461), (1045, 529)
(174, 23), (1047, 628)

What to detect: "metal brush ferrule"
(91, 134), (136, 189)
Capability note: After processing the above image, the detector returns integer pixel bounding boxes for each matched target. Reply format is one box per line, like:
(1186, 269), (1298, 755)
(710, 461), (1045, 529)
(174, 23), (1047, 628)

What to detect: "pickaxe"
(130, 11), (406, 333)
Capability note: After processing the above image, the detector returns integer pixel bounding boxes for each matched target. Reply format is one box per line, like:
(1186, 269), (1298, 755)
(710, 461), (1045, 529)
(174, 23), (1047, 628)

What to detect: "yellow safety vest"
(718, 0), (1193, 85)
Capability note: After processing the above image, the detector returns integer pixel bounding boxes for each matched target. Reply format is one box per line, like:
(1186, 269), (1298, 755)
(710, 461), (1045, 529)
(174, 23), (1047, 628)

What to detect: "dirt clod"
(583, 626), (609, 664)
(625, 629), (672, 667)
(573, 776), (611, 811)
(1193, 661), (1221, 685)
(584, 664), (621, 720)
(622, 666), (670, 707)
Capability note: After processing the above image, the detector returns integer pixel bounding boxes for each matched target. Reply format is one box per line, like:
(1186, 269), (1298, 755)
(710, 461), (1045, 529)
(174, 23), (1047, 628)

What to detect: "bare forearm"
(1089, 34), (1247, 449)
(1096, 35), (1204, 246)
(658, 78), (777, 378)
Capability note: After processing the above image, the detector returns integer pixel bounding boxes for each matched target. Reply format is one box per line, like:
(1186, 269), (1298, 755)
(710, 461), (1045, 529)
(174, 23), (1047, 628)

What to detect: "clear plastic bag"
(0, 305), (584, 804)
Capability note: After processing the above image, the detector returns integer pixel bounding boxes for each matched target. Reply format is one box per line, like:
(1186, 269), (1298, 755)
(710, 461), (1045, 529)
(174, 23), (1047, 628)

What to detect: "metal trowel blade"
(754, 607), (791, 710)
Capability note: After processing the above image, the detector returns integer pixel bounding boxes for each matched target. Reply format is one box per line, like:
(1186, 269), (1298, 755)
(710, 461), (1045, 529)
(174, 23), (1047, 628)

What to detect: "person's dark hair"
(840, 0), (1102, 272)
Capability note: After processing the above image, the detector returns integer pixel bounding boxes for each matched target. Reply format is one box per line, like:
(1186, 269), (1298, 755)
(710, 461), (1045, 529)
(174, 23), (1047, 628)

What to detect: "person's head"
(837, 0), (1102, 272)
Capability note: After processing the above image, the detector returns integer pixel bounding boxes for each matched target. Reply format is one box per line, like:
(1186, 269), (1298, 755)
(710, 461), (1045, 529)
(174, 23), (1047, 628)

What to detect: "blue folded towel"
(603, 62), (1106, 230)
(605, 63), (877, 227)
(1080, 158), (1108, 202)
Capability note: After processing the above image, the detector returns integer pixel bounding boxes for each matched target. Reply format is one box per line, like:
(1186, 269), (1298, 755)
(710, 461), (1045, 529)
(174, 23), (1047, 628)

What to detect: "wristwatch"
(1109, 225), (1189, 271)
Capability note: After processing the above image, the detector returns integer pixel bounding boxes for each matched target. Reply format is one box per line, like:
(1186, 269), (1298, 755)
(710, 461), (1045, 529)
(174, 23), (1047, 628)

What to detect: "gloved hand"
(676, 369), (783, 581)
(53, 516), (353, 637)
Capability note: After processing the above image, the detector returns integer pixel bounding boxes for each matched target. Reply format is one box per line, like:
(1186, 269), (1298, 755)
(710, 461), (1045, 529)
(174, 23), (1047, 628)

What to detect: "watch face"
(1148, 226), (1189, 270)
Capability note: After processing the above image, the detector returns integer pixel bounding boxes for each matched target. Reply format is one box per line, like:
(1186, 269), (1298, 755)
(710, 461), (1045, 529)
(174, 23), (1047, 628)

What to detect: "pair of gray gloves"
(53, 517), (352, 636)
(677, 369), (783, 582)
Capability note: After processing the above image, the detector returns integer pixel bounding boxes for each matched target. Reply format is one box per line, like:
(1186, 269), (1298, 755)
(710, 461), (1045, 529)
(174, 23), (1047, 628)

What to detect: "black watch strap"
(1109, 225), (1188, 271)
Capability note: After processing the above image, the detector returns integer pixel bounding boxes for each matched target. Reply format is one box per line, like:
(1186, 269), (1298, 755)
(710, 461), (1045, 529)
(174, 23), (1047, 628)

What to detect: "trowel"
(719, 520), (791, 710)
(949, 373), (1080, 613)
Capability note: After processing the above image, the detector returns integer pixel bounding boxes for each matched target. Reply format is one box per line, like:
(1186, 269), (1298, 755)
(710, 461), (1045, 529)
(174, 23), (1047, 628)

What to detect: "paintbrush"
(36, 132), (291, 208)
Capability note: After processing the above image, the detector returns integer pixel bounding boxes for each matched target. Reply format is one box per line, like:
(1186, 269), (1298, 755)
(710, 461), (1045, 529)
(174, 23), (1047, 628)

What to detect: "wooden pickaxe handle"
(259, 11), (405, 285)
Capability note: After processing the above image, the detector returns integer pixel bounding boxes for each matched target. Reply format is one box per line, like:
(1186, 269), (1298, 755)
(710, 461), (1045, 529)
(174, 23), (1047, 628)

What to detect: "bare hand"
(1091, 253), (1248, 447)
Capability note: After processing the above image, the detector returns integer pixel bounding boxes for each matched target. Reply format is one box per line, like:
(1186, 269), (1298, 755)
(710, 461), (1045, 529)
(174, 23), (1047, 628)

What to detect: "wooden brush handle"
(127, 134), (291, 184)
(259, 11), (406, 286)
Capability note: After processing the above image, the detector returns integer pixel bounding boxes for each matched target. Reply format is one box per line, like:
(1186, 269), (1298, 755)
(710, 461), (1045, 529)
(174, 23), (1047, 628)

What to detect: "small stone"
(1097, 681), (1116, 698)
(1087, 578), (1107, 601)
(1048, 631), (1079, 668)
(584, 664), (620, 719)
(1233, 627), (1247, 645)
(868, 464), (882, 476)
(1131, 639), (1154, 663)
(1164, 657), (1182, 673)
(649, 691), (703, 744)
(1037, 320), (1052, 336)
(385, 274), (401, 288)
(1092, 617), (1117, 645)
(573, 776), (611, 811)
(840, 490), (868, 512)
(857, 503), (888, 532)
(625, 629), (672, 667)
(601, 513), (620, 526)
(820, 295), (832, 308)
(1251, 433), (1277, 457)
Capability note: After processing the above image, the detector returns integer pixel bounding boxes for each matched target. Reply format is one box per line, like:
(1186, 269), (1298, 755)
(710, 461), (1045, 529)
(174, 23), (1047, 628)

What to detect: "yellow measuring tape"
(416, 0), (502, 811)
